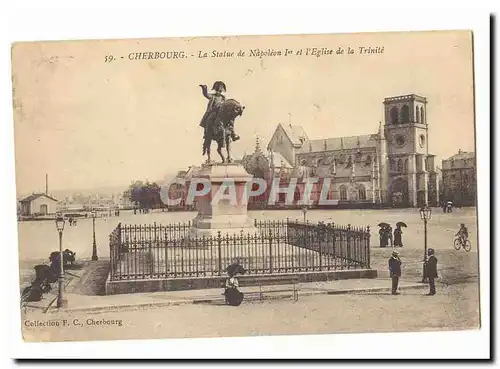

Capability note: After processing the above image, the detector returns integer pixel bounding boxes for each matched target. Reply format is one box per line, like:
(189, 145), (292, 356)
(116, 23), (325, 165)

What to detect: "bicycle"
(454, 236), (471, 252)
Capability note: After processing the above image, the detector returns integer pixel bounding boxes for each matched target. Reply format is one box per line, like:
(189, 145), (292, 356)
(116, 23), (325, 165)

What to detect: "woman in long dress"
(224, 272), (244, 306)
(394, 225), (403, 247)
(379, 226), (389, 248)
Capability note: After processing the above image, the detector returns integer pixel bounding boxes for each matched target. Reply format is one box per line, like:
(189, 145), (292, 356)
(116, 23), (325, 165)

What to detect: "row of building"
(168, 94), (476, 209)
(18, 93), (476, 216)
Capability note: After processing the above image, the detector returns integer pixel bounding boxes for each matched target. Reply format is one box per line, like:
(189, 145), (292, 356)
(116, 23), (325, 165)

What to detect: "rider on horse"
(199, 81), (240, 147)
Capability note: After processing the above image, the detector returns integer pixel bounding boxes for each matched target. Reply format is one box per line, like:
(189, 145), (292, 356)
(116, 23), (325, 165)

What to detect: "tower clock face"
(419, 134), (426, 148)
(394, 134), (407, 148)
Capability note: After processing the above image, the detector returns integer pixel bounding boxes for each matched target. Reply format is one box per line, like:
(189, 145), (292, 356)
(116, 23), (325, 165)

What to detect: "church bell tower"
(383, 94), (432, 207)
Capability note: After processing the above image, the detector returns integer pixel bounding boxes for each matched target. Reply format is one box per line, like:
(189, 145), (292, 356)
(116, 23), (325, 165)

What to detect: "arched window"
(401, 105), (410, 123)
(420, 107), (425, 124)
(339, 185), (348, 201)
(390, 106), (399, 124)
(390, 158), (396, 172)
(404, 159), (408, 173)
(425, 158), (428, 171)
(397, 159), (404, 172)
(358, 185), (366, 200)
(416, 106), (420, 123)
(365, 155), (372, 166)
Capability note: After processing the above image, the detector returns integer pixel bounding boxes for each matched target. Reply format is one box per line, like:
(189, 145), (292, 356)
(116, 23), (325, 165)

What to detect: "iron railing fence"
(109, 219), (370, 281)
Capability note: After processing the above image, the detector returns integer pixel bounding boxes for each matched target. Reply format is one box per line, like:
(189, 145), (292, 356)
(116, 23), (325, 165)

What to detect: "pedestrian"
(424, 248), (438, 296)
(394, 225), (403, 247)
(379, 226), (388, 248)
(388, 250), (402, 295)
(387, 225), (394, 248)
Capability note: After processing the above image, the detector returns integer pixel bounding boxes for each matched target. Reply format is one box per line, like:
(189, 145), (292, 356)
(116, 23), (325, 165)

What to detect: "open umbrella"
(378, 222), (390, 228)
(225, 263), (246, 276)
(396, 222), (408, 228)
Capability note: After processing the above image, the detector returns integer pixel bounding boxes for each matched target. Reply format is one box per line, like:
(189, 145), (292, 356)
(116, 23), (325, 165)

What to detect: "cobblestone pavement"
(21, 282), (480, 342)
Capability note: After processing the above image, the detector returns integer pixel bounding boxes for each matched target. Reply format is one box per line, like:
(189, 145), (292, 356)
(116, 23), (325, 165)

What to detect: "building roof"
(280, 124), (308, 147)
(444, 151), (475, 161)
(268, 151), (293, 169)
(20, 193), (58, 203)
(297, 134), (378, 154)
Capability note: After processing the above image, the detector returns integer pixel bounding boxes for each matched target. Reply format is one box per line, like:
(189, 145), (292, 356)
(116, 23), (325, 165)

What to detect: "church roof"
(269, 151), (293, 169)
(281, 124), (308, 147)
(297, 134), (378, 154)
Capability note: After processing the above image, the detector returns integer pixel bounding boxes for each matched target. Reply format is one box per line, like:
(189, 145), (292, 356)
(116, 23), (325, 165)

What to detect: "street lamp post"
(419, 204), (432, 283)
(91, 210), (98, 261)
(55, 216), (67, 308)
(302, 206), (308, 223)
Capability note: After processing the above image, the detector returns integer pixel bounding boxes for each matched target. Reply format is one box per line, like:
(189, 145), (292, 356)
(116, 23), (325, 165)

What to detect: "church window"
(416, 106), (420, 123)
(401, 105), (410, 123)
(339, 185), (348, 201)
(404, 159), (408, 173)
(358, 185), (366, 200)
(390, 159), (396, 171)
(420, 107), (425, 124)
(397, 159), (404, 172)
(365, 155), (372, 166)
(390, 106), (399, 124)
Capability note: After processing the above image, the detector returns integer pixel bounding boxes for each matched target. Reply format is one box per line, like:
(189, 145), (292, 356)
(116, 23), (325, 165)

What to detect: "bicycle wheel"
(453, 238), (461, 250)
(464, 240), (472, 252)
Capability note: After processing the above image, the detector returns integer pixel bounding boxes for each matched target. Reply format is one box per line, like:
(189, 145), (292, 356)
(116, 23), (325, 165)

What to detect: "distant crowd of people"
(379, 223), (404, 248)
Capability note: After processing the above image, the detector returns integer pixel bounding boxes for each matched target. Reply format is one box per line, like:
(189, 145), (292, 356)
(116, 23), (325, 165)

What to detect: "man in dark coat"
(388, 251), (402, 295)
(425, 248), (438, 295)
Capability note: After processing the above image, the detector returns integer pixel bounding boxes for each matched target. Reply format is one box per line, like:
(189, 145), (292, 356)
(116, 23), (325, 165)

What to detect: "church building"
(243, 94), (440, 208)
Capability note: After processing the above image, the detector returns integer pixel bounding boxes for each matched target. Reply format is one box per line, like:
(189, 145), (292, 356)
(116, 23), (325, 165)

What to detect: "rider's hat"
(212, 81), (227, 92)
(391, 250), (399, 257)
(428, 248), (435, 255)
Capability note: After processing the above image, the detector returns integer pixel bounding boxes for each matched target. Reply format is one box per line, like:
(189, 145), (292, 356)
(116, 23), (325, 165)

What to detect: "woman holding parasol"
(394, 221), (407, 247)
(378, 222), (390, 248)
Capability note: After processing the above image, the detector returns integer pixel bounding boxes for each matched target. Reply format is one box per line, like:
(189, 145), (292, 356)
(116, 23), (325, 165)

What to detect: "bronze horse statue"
(202, 99), (244, 163)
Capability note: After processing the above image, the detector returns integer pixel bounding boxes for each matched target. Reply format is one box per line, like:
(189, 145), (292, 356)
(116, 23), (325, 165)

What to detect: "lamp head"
(55, 216), (65, 232)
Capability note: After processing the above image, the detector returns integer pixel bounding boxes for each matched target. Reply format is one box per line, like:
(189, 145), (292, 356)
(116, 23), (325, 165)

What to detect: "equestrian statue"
(199, 82), (244, 163)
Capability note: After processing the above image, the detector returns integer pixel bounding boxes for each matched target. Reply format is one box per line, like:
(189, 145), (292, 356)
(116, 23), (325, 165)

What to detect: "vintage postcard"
(12, 30), (480, 343)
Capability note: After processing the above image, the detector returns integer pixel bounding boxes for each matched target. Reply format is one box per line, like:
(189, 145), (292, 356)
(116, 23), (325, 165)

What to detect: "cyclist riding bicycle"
(456, 223), (469, 245)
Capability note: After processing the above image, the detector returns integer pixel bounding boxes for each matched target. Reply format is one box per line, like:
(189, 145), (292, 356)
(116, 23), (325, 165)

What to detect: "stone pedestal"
(190, 163), (256, 237)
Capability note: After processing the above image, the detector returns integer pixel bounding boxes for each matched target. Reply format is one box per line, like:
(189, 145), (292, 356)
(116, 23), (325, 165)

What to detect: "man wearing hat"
(388, 250), (402, 295)
(425, 248), (438, 296)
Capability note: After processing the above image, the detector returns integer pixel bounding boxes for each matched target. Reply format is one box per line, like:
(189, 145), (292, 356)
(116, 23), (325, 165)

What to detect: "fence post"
(217, 231), (222, 276)
(347, 224), (351, 268)
(318, 226), (322, 270)
(268, 229), (273, 273)
(366, 226), (371, 268)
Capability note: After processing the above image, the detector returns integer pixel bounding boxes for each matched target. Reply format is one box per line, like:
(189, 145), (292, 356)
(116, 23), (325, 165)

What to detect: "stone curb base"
(37, 283), (426, 314)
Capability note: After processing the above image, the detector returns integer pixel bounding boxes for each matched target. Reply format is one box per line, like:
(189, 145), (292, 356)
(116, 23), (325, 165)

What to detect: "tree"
(124, 180), (163, 210)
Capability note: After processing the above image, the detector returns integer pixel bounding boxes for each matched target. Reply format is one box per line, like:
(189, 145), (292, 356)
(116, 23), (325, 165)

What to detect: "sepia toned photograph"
(11, 30), (480, 343)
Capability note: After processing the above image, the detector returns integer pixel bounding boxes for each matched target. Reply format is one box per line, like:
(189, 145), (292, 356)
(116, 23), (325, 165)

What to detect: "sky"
(12, 30), (474, 195)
